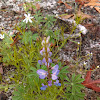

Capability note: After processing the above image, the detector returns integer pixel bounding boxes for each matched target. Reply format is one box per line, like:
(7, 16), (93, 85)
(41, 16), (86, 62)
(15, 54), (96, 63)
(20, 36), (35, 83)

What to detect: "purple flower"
(49, 52), (52, 56)
(42, 58), (52, 67)
(47, 47), (50, 52)
(51, 65), (60, 80)
(40, 83), (47, 90)
(51, 70), (59, 80)
(37, 69), (48, 79)
(48, 58), (52, 63)
(54, 80), (61, 86)
(51, 74), (58, 80)
(42, 58), (48, 66)
(40, 48), (45, 55)
(38, 60), (42, 65)
(48, 80), (52, 86)
(52, 69), (59, 75)
(52, 64), (59, 70)
(42, 58), (46, 64)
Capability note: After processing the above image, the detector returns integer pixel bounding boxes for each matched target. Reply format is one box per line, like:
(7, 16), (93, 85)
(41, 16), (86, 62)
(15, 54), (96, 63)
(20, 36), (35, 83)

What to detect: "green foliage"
(64, 74), (85, 100)
(0, 33), (14, 64)
(44, 15), (56, 28)
(12, 82), (64, 100)
(58, 62), (69, 81)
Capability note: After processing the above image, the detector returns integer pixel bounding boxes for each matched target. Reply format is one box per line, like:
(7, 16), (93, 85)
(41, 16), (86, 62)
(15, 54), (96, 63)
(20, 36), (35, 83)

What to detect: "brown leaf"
(58, 0), (63, 4)
(64, 3), (72, 9)
(75, 0), (90, 5)
(84, 0), (100, 13)
(82, 69), (100, 92)
(84, 3), (100, 7)
(59, 10), (92, 21)
(73, 10), (92, 19)
(94, 7), (100, 13)
(60, 14), (74, 19)
(58, 0), (72, 9)
(36, 3), (40, 10)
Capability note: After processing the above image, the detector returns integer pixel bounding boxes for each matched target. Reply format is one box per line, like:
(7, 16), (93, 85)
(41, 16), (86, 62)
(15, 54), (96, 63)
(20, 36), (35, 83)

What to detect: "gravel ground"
(0, 0), (100, 100)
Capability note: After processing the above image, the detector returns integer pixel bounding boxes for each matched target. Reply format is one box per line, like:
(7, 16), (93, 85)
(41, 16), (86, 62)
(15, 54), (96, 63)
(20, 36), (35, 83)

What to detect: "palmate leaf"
(74, 74), (81, 82)
(65, 76), (71, 82)
(58, 65), (69, 80)
(64, 74), (85, 100)
(58, 62), (62, 68)
(72, 73), (75, 82)
(59, 66), (69, 79)
(74, 78), (84, 83)
(59, 74), (67, 80)
(60, 66), (69, 73)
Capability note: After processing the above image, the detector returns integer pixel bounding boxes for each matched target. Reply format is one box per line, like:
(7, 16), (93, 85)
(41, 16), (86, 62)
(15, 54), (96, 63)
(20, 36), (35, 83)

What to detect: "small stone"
(0, 93), (7, 100)
(1, 5), (7, 9)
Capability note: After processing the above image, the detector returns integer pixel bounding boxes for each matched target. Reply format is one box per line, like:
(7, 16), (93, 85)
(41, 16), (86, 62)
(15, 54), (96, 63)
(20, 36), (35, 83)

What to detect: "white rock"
(77, 24), (87, 35)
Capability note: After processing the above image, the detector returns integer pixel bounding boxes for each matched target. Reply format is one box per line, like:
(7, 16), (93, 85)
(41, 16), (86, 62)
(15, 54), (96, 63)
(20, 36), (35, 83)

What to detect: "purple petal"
(52, 64), (59, 70)
(51, 74), (58, 80)
(48, 58), (52, 63)
(40, 83), (47, 90)
(40, 50), (43, 55)
(39, 75), (46, 79)
(54, 80), (61, 86)
(38, 60), (42, 65)
(42, 58), (46, 64)
(48, 80), (52, 86)
(45, 62), (50, 67)
(47, 47), (50, 52)
(40, 48), (45, 55)
(37, 69), (47, 79)
(52, 69), (60, 75)
(49, 52), (52, 56)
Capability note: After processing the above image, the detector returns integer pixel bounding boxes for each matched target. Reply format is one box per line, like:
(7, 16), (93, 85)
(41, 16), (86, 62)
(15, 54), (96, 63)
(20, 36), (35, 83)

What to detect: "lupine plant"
(36, 36), (61, 90)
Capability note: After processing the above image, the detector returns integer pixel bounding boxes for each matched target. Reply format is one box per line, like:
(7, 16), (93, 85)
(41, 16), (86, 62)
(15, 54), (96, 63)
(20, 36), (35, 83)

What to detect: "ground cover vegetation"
(0, 0), (100, 100)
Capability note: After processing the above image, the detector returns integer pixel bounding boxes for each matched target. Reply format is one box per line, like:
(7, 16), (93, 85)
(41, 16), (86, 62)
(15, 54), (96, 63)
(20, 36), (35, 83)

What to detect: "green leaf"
(30, 67), (37, 71)
(65, 93), (71, 98)
(72, 73), (75, 82)
(32, 33), (38, 40)
(58, 62), (62, 68)
(72, 85), (75, 94)
(27, 72), (34, 77)
(59, 74), (66, 80)
(69, 95), (74, 100)
(74, 74), (81, 82)
(74, 85), (81, 93)
(65, 76), (70, 82)
(12, 96), (21, 100)
(74, 78), (84, 83)
(36, 63), (40, 69)
(73, 95), (79, 100)
(60, 66), (69, 73)
(51, 63), (55, 67)
(76, 93), (85, 98)
(41, 65), (47, 71)
(75, 84), (84, 89)
(66, 85), (71, 92)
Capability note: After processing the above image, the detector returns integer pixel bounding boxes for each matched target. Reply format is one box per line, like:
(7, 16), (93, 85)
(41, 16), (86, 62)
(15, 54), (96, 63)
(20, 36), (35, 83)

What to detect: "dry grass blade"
(0, 65), (3, 74)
